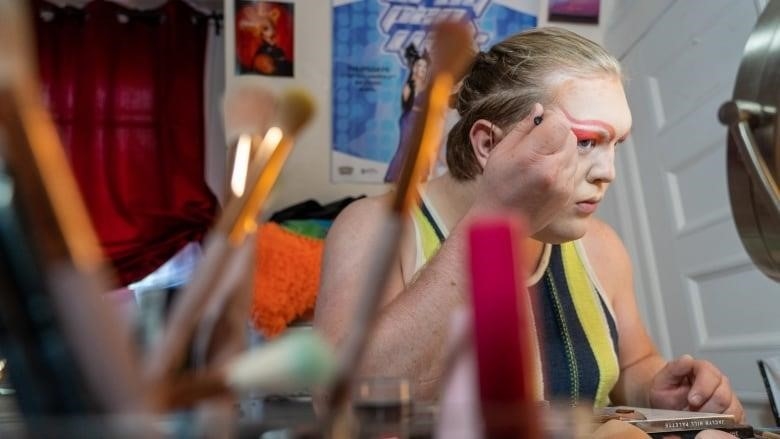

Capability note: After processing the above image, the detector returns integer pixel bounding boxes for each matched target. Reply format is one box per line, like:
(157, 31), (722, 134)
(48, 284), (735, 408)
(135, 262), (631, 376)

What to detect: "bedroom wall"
(222, 0), (615, 215)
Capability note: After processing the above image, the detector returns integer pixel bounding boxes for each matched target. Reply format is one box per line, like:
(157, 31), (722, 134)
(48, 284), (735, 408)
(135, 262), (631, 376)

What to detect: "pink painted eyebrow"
(571, 127), (608, 143)
(561, 108), (616, 139)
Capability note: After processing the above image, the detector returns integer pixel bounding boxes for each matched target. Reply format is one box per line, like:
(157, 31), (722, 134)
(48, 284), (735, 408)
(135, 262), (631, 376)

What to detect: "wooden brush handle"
(323, 20), (475, 427)
(146, 90), (313, 385)
(0, 40), (145, 413)
(390, 21), (473, 214)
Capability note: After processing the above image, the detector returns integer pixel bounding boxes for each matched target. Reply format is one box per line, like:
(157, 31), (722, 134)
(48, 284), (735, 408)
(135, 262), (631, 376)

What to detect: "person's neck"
(423, 173), (546, 277)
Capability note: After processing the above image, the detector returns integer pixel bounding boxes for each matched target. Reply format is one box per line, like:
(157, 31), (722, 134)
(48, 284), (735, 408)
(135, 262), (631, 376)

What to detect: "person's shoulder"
(579, 220), (636, 304)
(581, 217), (631, 273)
(333, 192), (392, 222)
(326, 192), (394, 240)
(583, 217), (622, 245)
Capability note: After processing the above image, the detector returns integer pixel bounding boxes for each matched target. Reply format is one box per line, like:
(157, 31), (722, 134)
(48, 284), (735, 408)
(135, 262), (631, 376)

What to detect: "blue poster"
(331, 0), (538, 183)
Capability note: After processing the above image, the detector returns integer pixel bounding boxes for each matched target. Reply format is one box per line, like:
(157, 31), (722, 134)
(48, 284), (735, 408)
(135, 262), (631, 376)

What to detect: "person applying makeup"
(314, 27), (744, 422)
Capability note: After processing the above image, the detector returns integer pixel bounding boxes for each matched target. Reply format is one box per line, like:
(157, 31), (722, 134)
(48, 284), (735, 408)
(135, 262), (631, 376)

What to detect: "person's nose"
(587, 146), (616, 184)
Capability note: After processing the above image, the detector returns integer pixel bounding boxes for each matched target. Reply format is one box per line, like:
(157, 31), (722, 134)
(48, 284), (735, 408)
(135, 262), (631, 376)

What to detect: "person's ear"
(469, 119), (502, 169)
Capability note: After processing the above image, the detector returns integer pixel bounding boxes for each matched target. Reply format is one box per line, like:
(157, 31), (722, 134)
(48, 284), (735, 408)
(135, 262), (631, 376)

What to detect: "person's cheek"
(573, 154), (588, 183)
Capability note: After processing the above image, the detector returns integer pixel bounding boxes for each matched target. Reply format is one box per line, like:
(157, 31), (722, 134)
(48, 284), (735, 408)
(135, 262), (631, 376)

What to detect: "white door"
(598, 0), (780, 425)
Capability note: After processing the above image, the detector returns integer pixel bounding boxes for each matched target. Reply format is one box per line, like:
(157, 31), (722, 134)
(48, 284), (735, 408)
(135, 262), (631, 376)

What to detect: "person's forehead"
(553, 76), (632, 132)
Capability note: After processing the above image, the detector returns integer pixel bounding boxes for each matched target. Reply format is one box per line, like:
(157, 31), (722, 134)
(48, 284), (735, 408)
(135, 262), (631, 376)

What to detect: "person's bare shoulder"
(325, 193), (392, 242)
(316, 192), (412, 323)
(323, 191), (418, 268)
(319, 192), (399, 287)
(315, 194), (393, 338)
(581, 217), (633, 302)
(582, 217), (630, 268)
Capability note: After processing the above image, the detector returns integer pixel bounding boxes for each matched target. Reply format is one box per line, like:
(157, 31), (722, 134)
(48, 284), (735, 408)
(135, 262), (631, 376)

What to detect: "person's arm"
(314, 105), (578, 400)
(583, 219), (666, 406)
(313, 194), (471, 399)
(591, 420), (651, 438)
(585, 220), (744, 422)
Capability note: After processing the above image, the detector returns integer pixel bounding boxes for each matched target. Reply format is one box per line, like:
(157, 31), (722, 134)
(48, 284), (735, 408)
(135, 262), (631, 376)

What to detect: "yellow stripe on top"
(409, 200), (547, 402)
(560, 242), (619, 407)
(411, 204), (443, 269)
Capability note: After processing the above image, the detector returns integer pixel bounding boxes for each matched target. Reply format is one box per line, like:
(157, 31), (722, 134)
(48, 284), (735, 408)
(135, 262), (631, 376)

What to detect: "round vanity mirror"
(719, 0), (780, 282)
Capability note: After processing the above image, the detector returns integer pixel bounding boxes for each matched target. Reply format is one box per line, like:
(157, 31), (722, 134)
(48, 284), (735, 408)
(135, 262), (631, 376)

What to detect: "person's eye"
(577, 138), (597, 150)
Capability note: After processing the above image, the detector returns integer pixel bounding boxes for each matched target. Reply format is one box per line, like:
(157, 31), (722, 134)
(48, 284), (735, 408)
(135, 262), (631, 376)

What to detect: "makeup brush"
(0, 1), (147, 416)
(226, 330), (335, 395)
(194, 90), (316, 369)
(222, 77), (277, 200)
(222, 77), (277, 146)
(215, 88), (315, 244)
(187, 90), (314, 372)
(154, 330), (336, 410)
(0, 0), (36, 87)
(322, 21), (474, 428)
(145, 88), (315, 386)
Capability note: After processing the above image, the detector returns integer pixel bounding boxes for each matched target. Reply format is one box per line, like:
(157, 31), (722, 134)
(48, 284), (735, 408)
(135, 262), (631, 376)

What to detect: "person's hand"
(695, 430), (741, 439)
(649, 355), (745, 423)
(591, 419), (650, 438)
(474, 103), (578, 234)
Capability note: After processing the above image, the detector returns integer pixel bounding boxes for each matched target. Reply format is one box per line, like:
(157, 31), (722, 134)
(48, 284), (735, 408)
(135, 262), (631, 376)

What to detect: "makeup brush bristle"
(222, 77), (277, 143)
(277, 88), (316, 137)
(226, 330), (336, 394)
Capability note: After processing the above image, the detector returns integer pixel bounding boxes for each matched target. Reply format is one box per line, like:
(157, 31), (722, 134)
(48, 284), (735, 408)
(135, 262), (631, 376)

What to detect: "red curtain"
(33, 0), (218, 286)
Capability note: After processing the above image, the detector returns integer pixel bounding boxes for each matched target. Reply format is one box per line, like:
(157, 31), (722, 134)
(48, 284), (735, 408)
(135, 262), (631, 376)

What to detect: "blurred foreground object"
(222, 77), (278, 201)
(466, 215), (538, 438)
(0, 2), (333, 433)
(321, 22), (474, 434)
(0, 0), (146, 420)
(145, 87), (318, 407)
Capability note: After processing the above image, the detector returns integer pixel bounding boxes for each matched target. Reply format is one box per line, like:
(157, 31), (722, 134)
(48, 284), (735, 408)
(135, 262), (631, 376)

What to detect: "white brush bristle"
(222, 77), (277, 144)
(226, 330), (335, 394)
(277, 88), (316, 137)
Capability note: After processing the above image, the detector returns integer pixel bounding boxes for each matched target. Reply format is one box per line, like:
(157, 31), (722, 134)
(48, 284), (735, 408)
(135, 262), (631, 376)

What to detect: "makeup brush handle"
(144, 233), (232, 380)
(191, 233), (256, 370)
(325, 213), (403, 415)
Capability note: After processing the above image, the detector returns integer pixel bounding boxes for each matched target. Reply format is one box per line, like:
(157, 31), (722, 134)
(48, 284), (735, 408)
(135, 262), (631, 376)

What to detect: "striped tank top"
(411, 194), (620, 407)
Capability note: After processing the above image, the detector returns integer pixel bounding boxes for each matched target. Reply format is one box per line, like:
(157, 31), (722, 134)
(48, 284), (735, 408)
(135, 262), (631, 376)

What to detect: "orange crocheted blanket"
(251, 222), (323, 338)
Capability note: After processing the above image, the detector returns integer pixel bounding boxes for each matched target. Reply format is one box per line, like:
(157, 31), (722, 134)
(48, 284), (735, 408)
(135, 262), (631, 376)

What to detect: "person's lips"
(575, 198), (601, 214)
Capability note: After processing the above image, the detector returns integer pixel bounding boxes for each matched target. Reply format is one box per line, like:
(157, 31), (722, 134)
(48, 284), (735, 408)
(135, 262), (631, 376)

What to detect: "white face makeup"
(535, 75), (632, 243)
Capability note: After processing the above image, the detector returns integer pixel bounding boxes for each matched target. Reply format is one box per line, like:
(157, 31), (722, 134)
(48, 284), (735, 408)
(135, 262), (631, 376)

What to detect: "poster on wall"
(548, 0), (599, 24)
(235, 0), (294, 77)
(331, 0), (538, 184)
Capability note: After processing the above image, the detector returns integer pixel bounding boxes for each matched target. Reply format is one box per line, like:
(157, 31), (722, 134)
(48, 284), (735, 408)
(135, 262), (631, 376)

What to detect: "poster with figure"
(331, 0), (538, 183)
(235, 1), (294, 77)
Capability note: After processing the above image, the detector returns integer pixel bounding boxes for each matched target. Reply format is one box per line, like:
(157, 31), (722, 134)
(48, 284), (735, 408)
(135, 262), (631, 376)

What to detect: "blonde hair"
(446, 27), (623, 180)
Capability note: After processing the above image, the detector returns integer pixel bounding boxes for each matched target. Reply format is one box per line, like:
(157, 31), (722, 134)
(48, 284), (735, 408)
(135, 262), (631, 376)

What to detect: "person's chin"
(533, 219), (588, 244)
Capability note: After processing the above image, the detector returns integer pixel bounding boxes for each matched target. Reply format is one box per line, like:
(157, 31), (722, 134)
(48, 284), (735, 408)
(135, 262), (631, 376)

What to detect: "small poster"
(235, 0), (294, 77)
(548, 0), (599, 24)
(331, 0), (538, 183)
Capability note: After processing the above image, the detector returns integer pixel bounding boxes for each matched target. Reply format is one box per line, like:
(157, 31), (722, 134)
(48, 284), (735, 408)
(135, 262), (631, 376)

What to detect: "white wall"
(222, 0), (615, 215)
